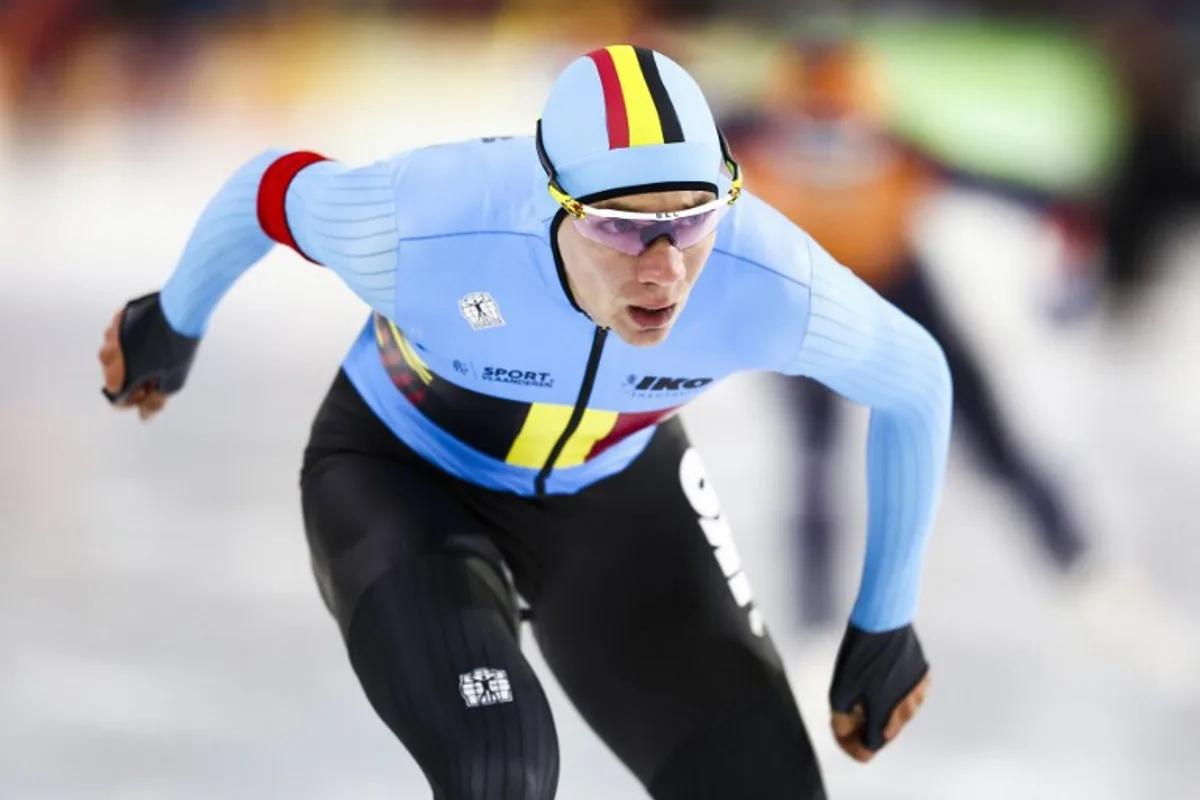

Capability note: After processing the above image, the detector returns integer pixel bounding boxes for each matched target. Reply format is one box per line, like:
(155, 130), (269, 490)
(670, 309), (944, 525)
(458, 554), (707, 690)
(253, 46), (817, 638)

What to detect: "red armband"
(256, 151), (329, 263)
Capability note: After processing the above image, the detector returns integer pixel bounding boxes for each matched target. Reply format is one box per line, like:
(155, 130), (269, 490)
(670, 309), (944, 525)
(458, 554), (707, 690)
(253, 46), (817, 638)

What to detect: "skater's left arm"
(781, 236), (949, 761)
(783, 237), (953, 632)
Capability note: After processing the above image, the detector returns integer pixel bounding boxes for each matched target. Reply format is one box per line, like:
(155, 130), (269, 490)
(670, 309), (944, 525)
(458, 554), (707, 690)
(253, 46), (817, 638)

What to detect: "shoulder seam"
(711, 238), (816, 373)
(398, 230), (548, 245)
(711, 244), (811, 292)
(793, 237), (818, 370)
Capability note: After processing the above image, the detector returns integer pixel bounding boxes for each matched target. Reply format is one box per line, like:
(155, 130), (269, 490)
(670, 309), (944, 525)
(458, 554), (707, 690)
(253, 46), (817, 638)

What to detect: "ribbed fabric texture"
(285, 159), (398, 310)
(787, 240), (953, 632)
(159, 150), (399, 337)
(348, 559), (560, 800)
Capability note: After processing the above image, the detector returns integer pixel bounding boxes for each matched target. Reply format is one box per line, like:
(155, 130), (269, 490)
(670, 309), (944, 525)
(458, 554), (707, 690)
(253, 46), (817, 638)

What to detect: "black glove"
(101, 292), (200, 404)
(829, 623), (929, 752)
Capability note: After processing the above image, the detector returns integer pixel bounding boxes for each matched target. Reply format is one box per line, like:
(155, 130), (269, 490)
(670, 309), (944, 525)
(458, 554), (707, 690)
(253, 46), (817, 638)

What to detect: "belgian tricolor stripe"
(589, 406), (679, 458)
(375, 316), (531, 457)
(380, 319), (432, 384)
(504, 404), (680, 469)
(587, 45), (684, 149)
(373, 315), (682, 471)
(506, 406), (619, 469)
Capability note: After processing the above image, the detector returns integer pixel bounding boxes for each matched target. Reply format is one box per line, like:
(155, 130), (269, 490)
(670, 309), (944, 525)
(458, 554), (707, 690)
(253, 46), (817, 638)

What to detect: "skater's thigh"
(299, 370), (518, 633)
(301, 444), (517, 632)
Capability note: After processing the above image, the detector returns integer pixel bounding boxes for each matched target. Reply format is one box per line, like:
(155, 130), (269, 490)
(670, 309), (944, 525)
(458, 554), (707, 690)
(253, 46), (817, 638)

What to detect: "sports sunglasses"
(535, 120), (744, 256)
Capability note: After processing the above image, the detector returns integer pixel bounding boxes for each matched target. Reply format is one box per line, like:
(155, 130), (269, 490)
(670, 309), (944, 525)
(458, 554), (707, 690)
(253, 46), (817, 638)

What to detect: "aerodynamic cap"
(538, 45), (732, 202)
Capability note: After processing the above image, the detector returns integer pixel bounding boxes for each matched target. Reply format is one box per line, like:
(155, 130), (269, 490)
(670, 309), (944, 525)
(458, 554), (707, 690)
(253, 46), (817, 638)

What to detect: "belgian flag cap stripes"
(587, 45), (685, 148)
(539, 45), (727, 201)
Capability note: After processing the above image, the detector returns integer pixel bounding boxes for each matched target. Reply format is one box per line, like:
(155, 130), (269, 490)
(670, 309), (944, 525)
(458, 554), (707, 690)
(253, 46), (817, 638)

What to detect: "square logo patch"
(459, 292), (505, 331)
(459, 667), (513, 707)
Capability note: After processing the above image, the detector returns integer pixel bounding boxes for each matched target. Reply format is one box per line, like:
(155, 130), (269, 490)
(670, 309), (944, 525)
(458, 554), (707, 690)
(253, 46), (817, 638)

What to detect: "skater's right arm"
(159, 149), (403, 337)
(99, 149), (406, 417)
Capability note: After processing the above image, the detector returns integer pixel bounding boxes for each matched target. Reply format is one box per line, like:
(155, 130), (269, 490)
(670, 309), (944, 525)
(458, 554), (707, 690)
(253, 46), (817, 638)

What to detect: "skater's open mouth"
(628, 303), (677, 329)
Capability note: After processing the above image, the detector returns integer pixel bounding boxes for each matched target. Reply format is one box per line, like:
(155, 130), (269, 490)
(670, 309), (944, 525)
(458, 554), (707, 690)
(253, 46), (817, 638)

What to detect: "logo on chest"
(459, 292), (505, 331)
(623, 374), (714, 399)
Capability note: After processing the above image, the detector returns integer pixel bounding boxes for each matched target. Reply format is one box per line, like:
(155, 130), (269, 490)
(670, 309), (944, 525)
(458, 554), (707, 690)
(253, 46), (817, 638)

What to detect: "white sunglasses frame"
(571, 192), (738, 222)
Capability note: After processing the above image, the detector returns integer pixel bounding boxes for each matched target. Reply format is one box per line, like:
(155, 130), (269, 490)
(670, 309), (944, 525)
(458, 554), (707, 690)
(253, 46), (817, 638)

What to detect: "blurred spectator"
(721, 33), (1092, 627)
(0, 0), (96, 134)
(925, 0), (1200, 316)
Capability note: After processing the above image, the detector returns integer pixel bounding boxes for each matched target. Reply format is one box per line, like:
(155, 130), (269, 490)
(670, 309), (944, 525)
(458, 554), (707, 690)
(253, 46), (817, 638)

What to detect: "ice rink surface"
(2, 110), (1199, 799)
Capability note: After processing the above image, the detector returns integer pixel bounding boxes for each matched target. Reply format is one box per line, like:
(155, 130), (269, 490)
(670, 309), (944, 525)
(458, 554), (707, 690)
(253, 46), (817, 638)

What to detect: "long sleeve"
(785, 238), (953, 632)
(159, 150), (401, 337)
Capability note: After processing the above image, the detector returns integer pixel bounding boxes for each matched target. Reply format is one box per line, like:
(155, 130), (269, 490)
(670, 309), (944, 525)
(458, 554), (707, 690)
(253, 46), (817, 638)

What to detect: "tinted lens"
(573, 208), (726, 255)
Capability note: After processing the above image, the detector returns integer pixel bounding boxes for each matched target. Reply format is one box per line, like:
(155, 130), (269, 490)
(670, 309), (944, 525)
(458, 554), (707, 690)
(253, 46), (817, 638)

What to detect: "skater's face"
(556, 189), (718, 347)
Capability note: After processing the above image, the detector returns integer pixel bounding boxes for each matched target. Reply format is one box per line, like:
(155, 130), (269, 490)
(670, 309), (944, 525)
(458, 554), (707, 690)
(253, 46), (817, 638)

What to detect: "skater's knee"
(438, 743), (561, 799)
(649, 745), (826, 800)
(647, 688), (827, 800)
(436, 672), (561, 798)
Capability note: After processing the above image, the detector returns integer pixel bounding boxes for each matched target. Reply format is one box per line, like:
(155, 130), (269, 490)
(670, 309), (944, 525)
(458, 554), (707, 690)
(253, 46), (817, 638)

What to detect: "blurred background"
(2, 1), (1199, 798)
